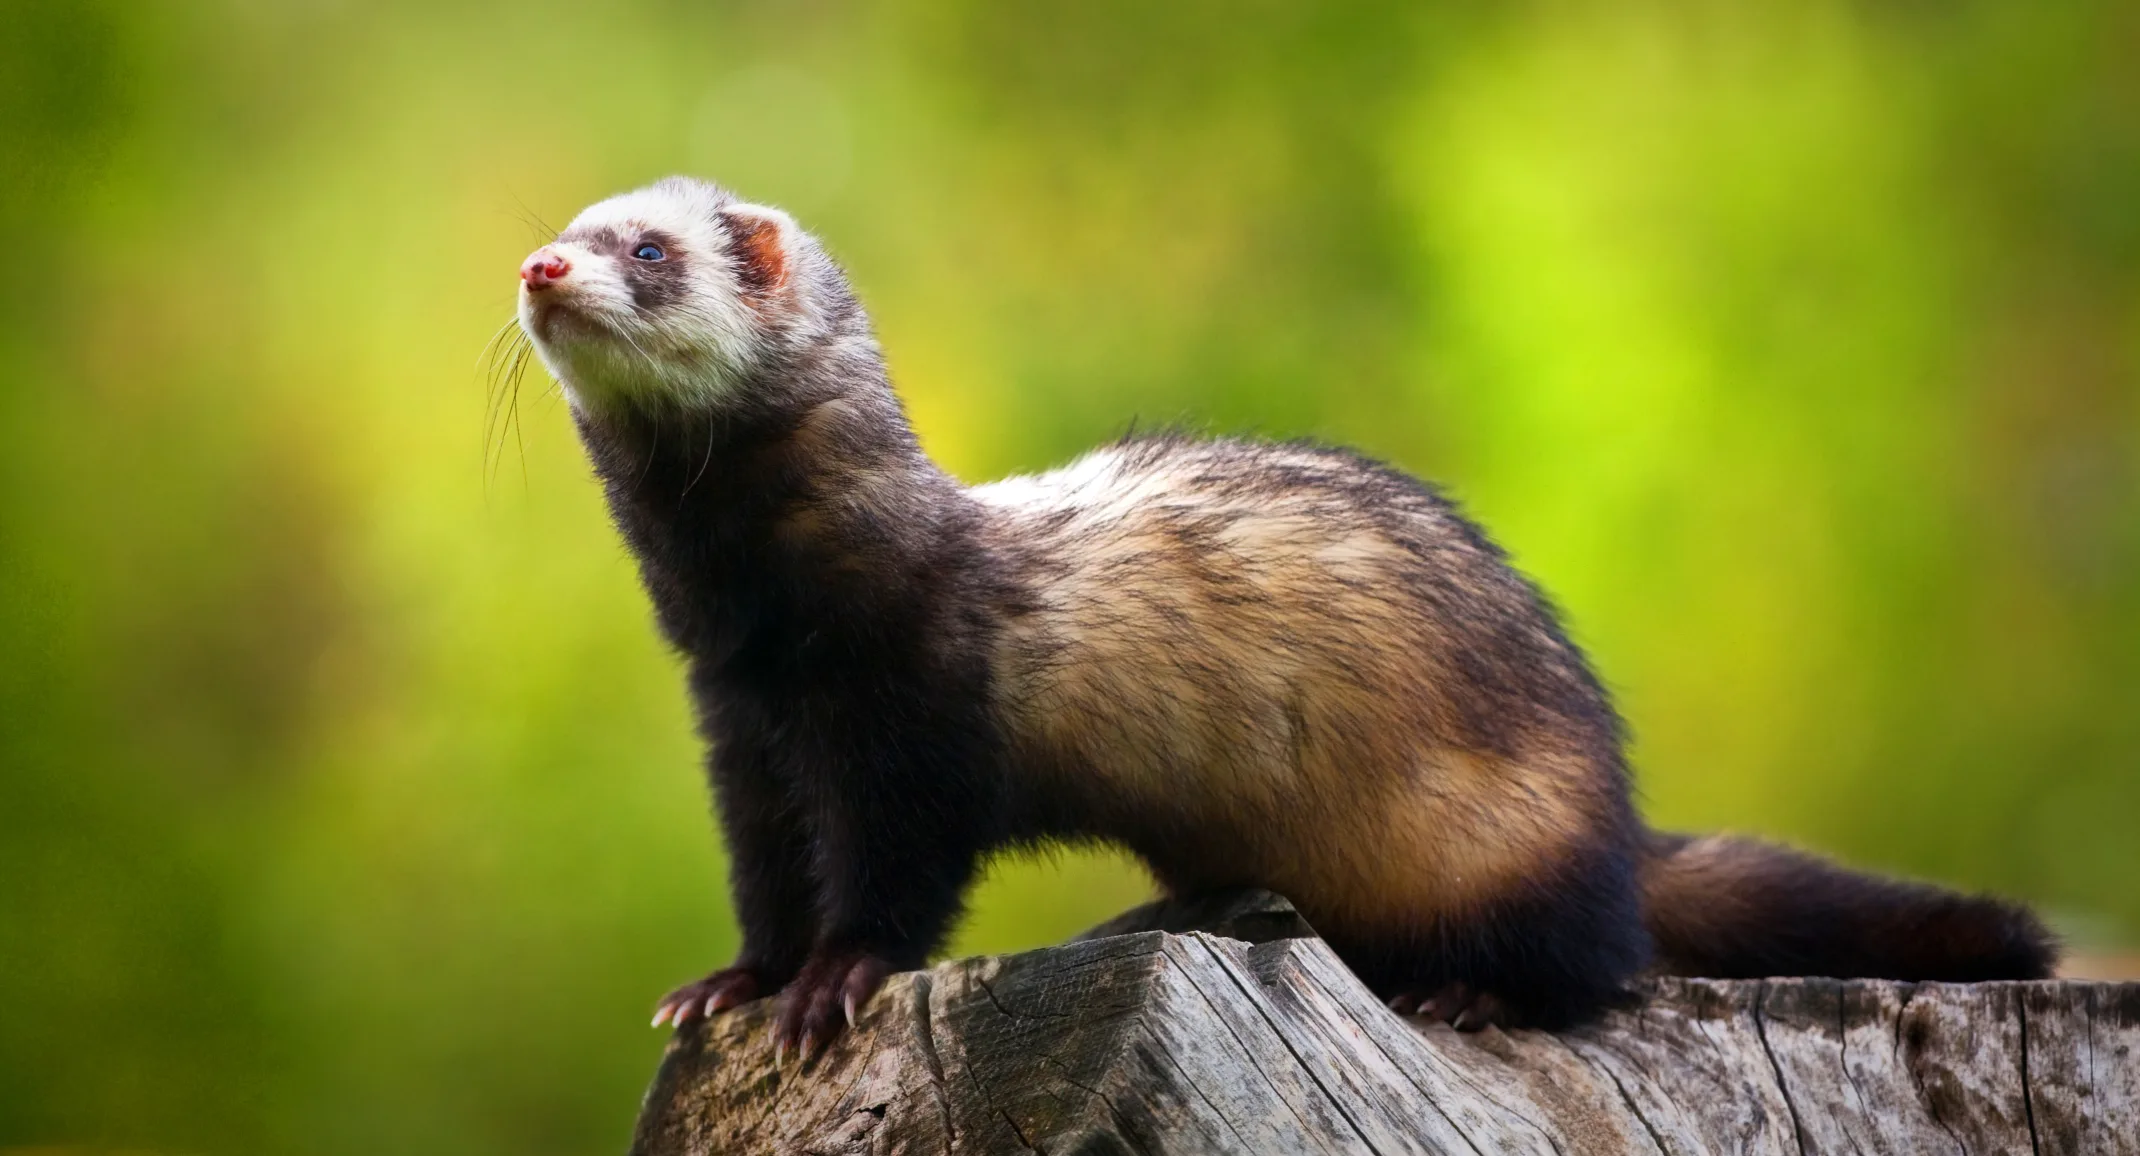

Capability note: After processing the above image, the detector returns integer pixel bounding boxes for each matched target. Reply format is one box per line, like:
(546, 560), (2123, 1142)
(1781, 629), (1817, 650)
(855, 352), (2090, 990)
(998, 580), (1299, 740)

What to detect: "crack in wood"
(1753, 981), (1812, 1156)
(1288, 951), (1489, 1156)
(907, 972), (959, 1146)
(2017, 991), (2043, 1156)
(1547, 1034), (1667, 1156)
(1143, 1035), (1262, 1153)
(1893, 985), (1967, 1156)
(1187, 936), (1385, 1153)
(1158, 942), (1328, 1146)
(1834, 988), (1871, 1156)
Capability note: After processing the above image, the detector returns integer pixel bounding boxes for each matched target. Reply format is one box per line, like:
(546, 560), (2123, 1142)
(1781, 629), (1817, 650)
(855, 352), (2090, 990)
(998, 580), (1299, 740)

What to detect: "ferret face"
(516, 177), (816, 413)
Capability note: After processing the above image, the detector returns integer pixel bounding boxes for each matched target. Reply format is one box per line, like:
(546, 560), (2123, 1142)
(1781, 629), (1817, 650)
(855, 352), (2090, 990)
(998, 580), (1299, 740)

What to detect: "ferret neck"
(569, 353), (972, 659)
(572, 348), (944, 503)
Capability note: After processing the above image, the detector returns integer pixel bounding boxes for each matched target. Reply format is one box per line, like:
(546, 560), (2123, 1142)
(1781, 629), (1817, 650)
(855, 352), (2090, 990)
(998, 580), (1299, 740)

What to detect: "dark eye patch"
(553, 223), (690, 313)
(614, 228), (687, 312)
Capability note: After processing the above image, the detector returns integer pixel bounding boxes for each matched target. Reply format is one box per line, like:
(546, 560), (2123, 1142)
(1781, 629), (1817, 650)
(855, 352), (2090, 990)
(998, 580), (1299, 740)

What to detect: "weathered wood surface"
(629, 894), (2138, 1154)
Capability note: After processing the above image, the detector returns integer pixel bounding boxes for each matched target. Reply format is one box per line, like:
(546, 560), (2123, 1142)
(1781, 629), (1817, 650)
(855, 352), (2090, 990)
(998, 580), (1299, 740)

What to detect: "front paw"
(773, 947), (894, 1060)
(652, 965), (767, 1029)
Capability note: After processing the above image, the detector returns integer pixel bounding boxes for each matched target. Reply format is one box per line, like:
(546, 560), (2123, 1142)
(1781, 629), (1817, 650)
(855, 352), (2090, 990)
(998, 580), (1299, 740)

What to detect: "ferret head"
(516, 177), (860, 414)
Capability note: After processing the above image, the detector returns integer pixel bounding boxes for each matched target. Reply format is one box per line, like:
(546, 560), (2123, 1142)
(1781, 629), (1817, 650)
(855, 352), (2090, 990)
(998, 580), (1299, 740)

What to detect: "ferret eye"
(632, 243), (665, 261)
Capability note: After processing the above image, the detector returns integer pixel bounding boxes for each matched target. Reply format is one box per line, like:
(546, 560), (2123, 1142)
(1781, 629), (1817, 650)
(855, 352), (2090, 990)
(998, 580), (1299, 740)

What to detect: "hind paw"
(1387, 982), (1507, 1032)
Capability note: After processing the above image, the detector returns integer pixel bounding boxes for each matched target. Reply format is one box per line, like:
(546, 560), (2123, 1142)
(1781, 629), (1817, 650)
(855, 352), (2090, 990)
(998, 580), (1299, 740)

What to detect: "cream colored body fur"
(975, 440), (1615, 945)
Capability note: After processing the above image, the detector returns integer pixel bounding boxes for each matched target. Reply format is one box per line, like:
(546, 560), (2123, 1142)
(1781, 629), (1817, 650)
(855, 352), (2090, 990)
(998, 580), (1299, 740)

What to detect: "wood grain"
(628, 893), (2138, 1154)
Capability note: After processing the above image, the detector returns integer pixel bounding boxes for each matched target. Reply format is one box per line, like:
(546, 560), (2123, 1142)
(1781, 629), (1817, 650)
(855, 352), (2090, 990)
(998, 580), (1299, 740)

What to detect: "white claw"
(844, 994), (858, 1027)
(702, 994), (721, 1020)
(652, 1004), (673, 1029)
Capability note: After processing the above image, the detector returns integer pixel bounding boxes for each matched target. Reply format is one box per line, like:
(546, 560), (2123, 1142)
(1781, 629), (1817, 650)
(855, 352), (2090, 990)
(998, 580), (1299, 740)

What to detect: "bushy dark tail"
(1640, 831), (2058, 981)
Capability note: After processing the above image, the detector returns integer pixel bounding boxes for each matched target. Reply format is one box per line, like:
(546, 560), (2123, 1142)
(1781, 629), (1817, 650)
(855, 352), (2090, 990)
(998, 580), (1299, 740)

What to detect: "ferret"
(511, 176), (2055, 1055)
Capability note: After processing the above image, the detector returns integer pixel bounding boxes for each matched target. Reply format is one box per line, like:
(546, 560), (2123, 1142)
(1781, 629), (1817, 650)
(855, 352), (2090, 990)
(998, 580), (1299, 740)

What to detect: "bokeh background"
(4, 0), (2136, 1151)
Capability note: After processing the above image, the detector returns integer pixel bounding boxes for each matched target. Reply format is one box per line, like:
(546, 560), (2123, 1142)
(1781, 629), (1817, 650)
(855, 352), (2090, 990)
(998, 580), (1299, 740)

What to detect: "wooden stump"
(628, 892), (2139, 1154)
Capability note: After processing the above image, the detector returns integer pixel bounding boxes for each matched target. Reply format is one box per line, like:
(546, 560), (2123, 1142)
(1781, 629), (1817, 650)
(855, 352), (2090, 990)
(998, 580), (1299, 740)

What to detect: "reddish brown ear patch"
(721, 209), (789, 299)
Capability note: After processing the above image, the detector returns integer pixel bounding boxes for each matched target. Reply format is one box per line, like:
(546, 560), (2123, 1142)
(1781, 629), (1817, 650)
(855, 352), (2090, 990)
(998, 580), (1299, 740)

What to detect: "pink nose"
(521, 248), (570, 289)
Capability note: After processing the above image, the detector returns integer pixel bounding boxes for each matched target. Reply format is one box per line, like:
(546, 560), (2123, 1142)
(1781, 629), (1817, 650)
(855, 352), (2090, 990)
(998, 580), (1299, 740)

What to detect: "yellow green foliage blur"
(2, 1), (2135, 1151)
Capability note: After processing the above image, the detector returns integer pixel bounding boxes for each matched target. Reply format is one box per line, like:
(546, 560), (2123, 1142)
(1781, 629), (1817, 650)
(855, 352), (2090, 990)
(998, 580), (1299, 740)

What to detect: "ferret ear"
(718, 204), (797, 302)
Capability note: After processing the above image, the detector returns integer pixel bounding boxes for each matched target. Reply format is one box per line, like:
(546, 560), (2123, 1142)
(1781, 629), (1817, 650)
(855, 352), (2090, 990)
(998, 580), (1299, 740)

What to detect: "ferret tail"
(1639, 831), (2057, 981)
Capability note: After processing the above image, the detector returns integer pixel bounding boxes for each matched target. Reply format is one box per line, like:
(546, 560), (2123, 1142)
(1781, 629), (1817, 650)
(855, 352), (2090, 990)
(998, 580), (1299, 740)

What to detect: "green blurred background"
(3, 0), (2136, 1150)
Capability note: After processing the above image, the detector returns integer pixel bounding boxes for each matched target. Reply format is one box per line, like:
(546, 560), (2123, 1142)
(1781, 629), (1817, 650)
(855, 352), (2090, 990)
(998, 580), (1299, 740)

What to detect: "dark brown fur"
(1643, 833), (2055, 981)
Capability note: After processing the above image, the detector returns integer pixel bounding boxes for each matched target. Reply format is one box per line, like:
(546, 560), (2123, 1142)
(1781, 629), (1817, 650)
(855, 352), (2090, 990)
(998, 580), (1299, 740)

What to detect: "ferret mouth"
(520, 291), (612, 346)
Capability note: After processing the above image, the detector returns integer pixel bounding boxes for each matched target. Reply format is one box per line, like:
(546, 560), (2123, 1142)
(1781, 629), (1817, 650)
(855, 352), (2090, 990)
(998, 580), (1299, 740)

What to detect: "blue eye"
(633, 243), (665, 261)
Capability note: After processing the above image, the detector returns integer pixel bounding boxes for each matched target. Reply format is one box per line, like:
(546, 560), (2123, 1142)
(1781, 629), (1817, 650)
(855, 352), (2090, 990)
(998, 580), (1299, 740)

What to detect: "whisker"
(484, 338), (520, 448)
(500, 185), (559, 243)
(508, 342), (534, 471)
(483, 327), (531, 491)
(614, 323), (660, 367)
(633, 414), (660, 494)
(476, 314), (522, 371)
(480, 322), (521, 489)
(511, 190), (558, 242)
(486, 336), (534, 493)
(680, 418), (715, 503)
(507, 349), (529, 492)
